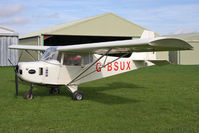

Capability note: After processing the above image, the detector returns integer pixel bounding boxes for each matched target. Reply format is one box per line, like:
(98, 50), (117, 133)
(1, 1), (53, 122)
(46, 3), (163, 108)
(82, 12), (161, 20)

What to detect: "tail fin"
(130, 30), (156, 61)
(140, 30), (155, 39)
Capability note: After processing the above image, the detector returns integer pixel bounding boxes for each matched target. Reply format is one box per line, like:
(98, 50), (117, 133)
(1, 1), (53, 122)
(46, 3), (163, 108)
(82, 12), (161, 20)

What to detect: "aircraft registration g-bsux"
(9, 30), (193, 100)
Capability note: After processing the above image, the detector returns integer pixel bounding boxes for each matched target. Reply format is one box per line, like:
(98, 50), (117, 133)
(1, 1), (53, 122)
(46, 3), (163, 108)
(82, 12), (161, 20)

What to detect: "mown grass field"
(0, 65), (199, 133)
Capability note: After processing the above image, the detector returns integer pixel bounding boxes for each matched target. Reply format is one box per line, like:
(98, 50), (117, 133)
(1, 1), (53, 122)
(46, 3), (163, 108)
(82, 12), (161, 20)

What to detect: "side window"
(57, 52), (62, 63)
(81, 55), (93, 66)
(62, 53), (93, 66)
(63, 54), (81, 66)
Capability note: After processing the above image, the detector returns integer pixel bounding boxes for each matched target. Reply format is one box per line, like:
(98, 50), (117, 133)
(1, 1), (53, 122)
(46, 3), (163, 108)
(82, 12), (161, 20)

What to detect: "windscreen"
(40, 47), (61, 62)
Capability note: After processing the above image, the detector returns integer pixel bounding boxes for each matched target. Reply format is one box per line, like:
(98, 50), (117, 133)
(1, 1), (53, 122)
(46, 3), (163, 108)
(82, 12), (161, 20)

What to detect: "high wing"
(9, 45), (50, 51)
(56, 37), (193, 54)
(9, 37), (193, 54)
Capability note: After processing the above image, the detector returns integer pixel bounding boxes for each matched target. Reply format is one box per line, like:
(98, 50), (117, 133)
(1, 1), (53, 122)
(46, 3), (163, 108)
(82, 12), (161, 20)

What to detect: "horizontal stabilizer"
(148, 60), (170, 66)
(134, 59), (170, 66)
(133, 60), (145, 62)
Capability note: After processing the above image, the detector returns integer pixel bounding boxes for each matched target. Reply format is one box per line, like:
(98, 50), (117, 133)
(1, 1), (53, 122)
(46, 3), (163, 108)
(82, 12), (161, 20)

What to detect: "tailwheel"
(72, 91), (83, 101)
(49, 88), (60, 94)
(24, 91), (34, 100)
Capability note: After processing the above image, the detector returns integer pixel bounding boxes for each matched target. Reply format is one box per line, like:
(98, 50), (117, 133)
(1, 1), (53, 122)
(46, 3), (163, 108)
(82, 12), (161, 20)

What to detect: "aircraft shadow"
(80, 82), (144, 105)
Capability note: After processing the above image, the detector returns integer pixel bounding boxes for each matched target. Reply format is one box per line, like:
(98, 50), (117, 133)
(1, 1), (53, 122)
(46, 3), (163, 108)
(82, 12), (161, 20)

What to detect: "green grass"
(1, 65), (199, 133)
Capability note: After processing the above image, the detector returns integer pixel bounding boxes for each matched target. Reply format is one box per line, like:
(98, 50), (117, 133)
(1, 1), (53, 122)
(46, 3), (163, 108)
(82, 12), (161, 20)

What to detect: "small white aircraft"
(9, 30), (192, 100)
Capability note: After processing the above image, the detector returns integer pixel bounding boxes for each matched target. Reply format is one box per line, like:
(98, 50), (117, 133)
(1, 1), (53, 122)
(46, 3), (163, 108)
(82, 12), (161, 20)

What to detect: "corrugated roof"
(167, 33), (199, 44)
(170, 33), (199, 40)
(20, 14), (98, 39)
(20, 13), (151, 39)
(0, 26), (14, 32)
(0, 26), (18, 36)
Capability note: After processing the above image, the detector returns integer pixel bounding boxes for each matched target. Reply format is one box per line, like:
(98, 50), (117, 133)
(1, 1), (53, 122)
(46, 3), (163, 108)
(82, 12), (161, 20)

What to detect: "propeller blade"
(8, 58), (14, 66)
(8, 58), (19, 96)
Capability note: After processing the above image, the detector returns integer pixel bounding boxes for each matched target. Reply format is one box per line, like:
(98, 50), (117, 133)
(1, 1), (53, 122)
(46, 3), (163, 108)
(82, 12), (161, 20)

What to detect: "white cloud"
(32, 13), (61, 19)
(0, 17), (29, 26)
(118, 4), (199, 34)
(0, 4), (25, 18)
(1, 0), (199, 35)
(172, 29), (198, 35)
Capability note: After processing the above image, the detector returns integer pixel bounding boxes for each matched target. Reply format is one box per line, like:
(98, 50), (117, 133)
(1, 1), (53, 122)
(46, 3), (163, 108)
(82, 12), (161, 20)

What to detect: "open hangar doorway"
(43, 34), (133, 57)
(43, 34), (132, 46)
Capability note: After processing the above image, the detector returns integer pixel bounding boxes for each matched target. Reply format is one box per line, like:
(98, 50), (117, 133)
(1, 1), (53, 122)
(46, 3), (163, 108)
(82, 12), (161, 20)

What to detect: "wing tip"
(150, 37), (193, 51)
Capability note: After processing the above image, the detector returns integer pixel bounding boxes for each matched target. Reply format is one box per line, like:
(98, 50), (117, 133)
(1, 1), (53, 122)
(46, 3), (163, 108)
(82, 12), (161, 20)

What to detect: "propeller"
(8, 59), (19, 96)
(8, 50), (24, 96)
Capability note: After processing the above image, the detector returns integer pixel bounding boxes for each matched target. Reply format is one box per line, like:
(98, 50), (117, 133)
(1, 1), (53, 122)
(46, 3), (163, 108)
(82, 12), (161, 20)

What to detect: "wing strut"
(24, 50), (37, 61)
(68, 51), (131, 85)
(67, 49), (112, 85)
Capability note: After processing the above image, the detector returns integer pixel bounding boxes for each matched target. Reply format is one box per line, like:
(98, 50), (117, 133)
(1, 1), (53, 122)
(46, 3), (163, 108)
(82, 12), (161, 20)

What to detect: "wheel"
(72, 91), (83, 101)
(24, 91), (34, 100)
(49, 88), (60, 94)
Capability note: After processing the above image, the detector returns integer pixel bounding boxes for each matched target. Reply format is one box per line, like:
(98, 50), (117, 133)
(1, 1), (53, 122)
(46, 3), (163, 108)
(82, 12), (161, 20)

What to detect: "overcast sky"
(0, 0), (199, 35)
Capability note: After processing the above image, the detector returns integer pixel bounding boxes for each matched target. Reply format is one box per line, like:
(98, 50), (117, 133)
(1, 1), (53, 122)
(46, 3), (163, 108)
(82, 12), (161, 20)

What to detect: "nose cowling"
(17, 61), (61, 85)
(17, 62), (44, 84)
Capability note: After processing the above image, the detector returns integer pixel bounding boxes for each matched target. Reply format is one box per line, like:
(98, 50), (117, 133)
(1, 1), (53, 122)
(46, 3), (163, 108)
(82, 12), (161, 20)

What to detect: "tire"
(72, 91), (83, 101)
(24, 91), (34, 100)
(49, 88), (60, 94)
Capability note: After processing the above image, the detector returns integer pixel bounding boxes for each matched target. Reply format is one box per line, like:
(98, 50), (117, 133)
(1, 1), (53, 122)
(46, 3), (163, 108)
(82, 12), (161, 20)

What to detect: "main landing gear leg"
(67, 85), (83, 101)
(24, 84), (34, 100)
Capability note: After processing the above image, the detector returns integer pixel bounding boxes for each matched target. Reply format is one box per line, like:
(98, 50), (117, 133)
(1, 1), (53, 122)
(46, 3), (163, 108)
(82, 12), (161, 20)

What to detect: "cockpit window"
(63, 53), (93, 66)
(40, 47), (94, 65)
(63, 54), (81, 66)
(40, 47), (61, 63)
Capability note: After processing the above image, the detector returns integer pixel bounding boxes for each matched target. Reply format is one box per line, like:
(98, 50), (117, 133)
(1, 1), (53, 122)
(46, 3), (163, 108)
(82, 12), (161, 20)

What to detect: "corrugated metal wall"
(0, 35), (18, 66)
